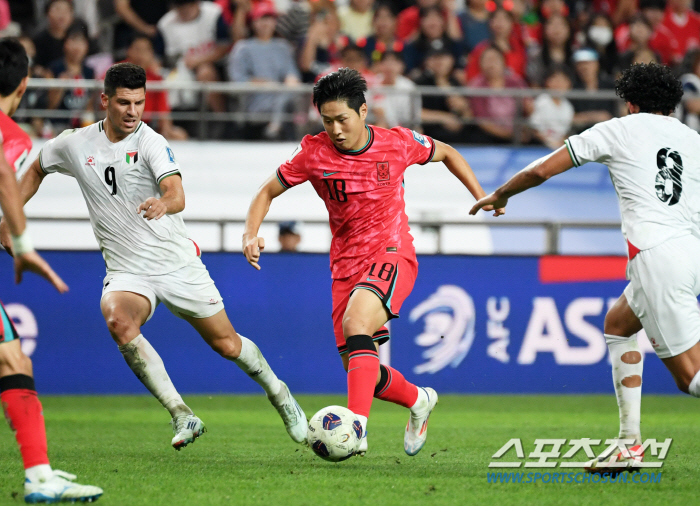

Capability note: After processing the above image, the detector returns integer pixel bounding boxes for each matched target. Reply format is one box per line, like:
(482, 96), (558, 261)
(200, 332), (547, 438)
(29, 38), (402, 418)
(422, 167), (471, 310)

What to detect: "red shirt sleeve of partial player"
(393, 127), (436, 167)
(276, 136), (312, 189)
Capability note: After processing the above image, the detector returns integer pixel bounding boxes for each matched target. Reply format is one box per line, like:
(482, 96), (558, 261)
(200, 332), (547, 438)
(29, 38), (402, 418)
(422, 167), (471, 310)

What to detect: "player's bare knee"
(211, 333), (241, 359)
(342, 313), (368, 337)
(104, 313), (139, 343)
(621, 375), (642, 388)
(621, 351), (642, 364)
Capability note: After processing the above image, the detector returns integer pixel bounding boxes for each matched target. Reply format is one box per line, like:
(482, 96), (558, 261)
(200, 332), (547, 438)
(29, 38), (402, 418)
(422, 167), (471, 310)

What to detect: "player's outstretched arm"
(430, 140), (505, 217)
(138, 174), (185, 220)
(0, 152), (68, 293)
(469, 146), (574, 215)
(242, 174), (287, 270)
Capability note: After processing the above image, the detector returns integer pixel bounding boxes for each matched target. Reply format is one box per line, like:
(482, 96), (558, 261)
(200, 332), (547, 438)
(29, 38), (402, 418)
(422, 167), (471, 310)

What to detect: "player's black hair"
(104, 62), (147, 97)
(615, 63), (683, 115)
(0, 38), (29, 98)
(312, 67), (367, 114)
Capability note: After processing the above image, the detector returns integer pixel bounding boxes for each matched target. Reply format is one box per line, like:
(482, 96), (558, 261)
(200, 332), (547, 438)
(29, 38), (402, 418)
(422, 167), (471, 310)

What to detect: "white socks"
(118, 334), (192, 418)
(605, 334), (643, 444)
(25, 464), (52, 483)
(688, 369), (700, 397)
(232, 335), (282, 397)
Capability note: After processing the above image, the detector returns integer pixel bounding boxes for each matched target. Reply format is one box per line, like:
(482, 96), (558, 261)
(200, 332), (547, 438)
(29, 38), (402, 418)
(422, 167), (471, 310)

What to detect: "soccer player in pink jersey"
(243, 67), (504, 456)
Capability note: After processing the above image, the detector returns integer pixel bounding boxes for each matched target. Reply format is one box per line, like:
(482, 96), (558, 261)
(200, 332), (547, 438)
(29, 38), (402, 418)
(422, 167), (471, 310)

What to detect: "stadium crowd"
(1, 0), (700, 144)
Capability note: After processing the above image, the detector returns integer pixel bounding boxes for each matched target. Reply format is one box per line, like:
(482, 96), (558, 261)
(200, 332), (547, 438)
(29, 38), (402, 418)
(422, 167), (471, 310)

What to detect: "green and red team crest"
(126, 151), (138, 164)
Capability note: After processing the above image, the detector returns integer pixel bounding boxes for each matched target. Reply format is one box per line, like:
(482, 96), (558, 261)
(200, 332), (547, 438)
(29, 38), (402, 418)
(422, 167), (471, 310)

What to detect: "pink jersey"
(0, 110), (32, 173)
(276, 125), (435, 279)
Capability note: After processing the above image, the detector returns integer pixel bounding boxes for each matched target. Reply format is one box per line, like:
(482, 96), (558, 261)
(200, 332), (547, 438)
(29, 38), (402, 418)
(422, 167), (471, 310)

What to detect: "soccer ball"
(307, 405), (363, 462)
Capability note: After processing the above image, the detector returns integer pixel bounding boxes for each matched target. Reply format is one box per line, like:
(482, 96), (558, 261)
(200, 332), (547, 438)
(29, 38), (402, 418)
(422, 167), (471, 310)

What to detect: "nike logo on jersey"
(323, 171), (340, 177)
(366, 277), (381, 282)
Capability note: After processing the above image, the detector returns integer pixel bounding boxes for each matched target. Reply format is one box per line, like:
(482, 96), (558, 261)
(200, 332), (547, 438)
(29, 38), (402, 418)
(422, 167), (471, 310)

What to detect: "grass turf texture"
(0, 395), (698, 505)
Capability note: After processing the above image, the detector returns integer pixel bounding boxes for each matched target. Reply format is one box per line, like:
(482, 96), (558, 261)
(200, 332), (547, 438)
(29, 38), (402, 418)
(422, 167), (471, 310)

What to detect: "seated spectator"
(373, 51), (420, 129)
(33, 0), (77, 68)
(459, 0), (490, 52)
(358, 3), (402, 68)
(276, 0), (313, 47)
(156, 0), (231, 119)
(582, 13), (619, 78)
(299, 7), (345, 82)
(679, 51), (700, 131)
(634, 0), (677, 65)
(618, 15), (660, 69)
(0, 0), (20, 37)
(659, 0), (700, 66)
(228, 2), (301, 139)
(630, 47), (659, 64)
(593, 0), (638, 25)
(467, 45), (529, 144)
(113, 0), (170, 53)
(338, 0), (374, 41)
(16, 35), (50, 138)
(466, 8), (527, 82)
(278, 222), (301, 252)
(527, 14), (573, 87)
(414, 48), (472, 143)
(529, 65), (574, 149)
(125, 35), (188, 140)
(402, 6), (463, 78)
(570, 48), (616, 131)
(397, 0), (462, 43)
(46, 25), (95, 131)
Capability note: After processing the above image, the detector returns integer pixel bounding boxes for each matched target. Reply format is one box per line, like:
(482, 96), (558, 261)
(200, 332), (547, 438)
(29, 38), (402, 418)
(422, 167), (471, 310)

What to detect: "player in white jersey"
(471, 63), (700, 472)
(0, 63), (307, 450)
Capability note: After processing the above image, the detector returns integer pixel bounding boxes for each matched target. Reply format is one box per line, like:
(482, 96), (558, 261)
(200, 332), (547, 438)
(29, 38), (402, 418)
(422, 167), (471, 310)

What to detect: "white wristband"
(11, 231), (34, 256)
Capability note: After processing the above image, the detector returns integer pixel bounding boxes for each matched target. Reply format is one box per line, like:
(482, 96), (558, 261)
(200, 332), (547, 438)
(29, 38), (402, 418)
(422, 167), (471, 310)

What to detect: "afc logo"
(85, 156), (95, 168)
(377, 162), (390, 186)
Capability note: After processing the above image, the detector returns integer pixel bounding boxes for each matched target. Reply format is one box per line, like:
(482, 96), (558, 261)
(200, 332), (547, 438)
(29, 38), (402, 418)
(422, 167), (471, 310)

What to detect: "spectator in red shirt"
(660, 0), (700, 65)
(468, 45), (529, 144)
(396, 0), (461, 42)
(466, 8), (527, 82)
(125, 35), (188, 140)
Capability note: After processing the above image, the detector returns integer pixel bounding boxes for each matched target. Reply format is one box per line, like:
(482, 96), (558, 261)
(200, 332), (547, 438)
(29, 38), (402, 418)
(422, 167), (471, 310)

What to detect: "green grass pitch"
(0, 395), (698, 505)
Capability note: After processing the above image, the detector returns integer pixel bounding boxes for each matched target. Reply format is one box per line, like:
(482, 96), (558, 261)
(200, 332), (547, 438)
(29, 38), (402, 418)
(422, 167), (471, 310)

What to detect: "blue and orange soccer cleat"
(404, 387), (438, 456)
(24, 470), (103, 503)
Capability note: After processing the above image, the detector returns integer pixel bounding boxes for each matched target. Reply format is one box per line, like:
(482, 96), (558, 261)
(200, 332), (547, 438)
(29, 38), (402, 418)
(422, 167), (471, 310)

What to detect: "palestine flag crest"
(126, 150), (139, 164)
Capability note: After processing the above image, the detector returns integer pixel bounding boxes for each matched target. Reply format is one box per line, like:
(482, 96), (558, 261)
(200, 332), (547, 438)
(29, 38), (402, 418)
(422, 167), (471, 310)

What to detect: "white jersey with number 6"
(39, 120), (196, 276)
(565, 113), (700, 251)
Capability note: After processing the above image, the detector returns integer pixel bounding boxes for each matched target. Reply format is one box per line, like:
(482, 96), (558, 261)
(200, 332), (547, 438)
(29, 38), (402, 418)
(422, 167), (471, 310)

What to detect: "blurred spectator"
(373, 51), (420, 128)
(228, 2), (301, 139)
(6, 0), (34, 33)
(0, 0), (20, 37)
(299, 7), (345, 82)
(633, 0), (677, 65)
(414, 48), (472, 143)
(659, 0), (700, 66)
(338, 0), (374, 41)
(397, 0), (462, 42)
(593, 0), (638, 25)
(278, 222), (301, 252)
(73, 0), (99, 39)
(527, 14), (573, 86)
(468, 45), (529, 144)
(277, 0), (313, 47)
(582, 13), (619, 78)
(46, 25), (95, 131)
(570, 48), (616, 131)
(466, 8), (527, 81)
(124, 35), (188, 140)
(157, 0), (231, 116)
(679, 51), (700, 131)
(630, 47), (659, 63)
(529, 65), (574, 149)
(402, 6), (463, 77)
(358, 3), (402, 68)
(618, 14), (659, 69)
(459, 0), (490, 52)
(33, 0), (76, 68)
(114, 0), (170, 53)
(16, 35), (50, 138)
(335, 43), (377, 82)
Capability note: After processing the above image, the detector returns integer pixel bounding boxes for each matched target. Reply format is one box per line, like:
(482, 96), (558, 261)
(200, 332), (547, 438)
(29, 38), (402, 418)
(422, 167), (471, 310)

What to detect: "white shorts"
(101, 258), (224, 322)
(624, 233), (700, 359)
